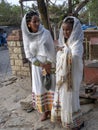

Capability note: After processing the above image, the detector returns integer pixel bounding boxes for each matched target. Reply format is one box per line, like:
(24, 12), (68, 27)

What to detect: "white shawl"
(58, 16), (84, 58)
(56, 16), (84, 124)
(21, 14), (55, 63)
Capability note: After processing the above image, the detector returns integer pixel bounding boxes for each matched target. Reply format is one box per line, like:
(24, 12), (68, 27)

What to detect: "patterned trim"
(32, 92), (54, 113)
(51, 110), (83, 128)
(66, 48), (72, 91)
(62, 114), (83, 128)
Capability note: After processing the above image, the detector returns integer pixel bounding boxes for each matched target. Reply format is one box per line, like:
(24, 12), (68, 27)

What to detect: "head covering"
(21, 11), (55, 62)
(21, 12), (44, 37)
(58, 16), (84, 58)
(55, 16), (84, 124)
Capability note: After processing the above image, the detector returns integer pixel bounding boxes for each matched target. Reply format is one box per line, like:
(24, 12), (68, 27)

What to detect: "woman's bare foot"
(41, 111), (51, 121)
(72, 122), (84, 130)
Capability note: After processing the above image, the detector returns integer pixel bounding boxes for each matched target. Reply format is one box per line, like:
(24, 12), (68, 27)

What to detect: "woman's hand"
(56, 46), (64, 52)
(41, 62), (51, 74)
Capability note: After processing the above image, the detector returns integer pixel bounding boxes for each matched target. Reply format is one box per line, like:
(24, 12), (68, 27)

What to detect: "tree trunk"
(37, 0), (49, 30)
(73, 0), (91, 16)
(68, 0), (73, 14)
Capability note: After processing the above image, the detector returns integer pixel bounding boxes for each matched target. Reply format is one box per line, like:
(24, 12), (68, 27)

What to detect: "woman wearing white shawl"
(51, 16), (84, 130)
(21, 11), (56, 121)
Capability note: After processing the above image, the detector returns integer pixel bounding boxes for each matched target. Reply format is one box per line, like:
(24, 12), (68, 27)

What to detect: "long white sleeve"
(28, 57), (37, 64)
(22, 32), (38, 64)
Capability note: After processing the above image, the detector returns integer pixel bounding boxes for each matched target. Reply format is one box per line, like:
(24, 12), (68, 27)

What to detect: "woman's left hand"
(41, 63), (51, 74)
(56, 46), (64, 52)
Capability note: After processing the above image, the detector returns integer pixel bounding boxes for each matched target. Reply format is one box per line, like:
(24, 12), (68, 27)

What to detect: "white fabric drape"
(51, 16), (84, 127)
(21, 14), (56, 63)
(59, 16), (84, 58)
(21, 13), (56, 113)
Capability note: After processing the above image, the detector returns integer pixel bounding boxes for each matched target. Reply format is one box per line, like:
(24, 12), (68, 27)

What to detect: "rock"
(80, 98), (95, 105)
(81, 104), (95, 114)
(20, 94), (34, 111)
(34, 120), (55, 130)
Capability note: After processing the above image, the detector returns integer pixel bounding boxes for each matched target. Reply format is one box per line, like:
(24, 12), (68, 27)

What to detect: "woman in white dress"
(21, 11), (56, 121)
(51, 16), (84, 130)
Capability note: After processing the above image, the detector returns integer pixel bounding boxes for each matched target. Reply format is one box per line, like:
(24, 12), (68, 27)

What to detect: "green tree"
(8, 5), (22, 26)
(0, 1), (11, 25)
(87, 0), (98, 25)
(0, 1), (22, 26)
(48, 2), (67, 25)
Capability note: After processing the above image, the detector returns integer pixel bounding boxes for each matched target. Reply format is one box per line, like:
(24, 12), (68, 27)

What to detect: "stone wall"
(7, 29), (98, 79)
(7, 29), (30, 77)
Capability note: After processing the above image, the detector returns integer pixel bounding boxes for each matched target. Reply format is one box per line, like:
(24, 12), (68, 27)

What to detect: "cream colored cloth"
(59, 16), (84, 58)
(51, 16), (84, 126)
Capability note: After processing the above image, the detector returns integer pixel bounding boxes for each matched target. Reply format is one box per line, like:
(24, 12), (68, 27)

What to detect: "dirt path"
(0, 48), (98, 130)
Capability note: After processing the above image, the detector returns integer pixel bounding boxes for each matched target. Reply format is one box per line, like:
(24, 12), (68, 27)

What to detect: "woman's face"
(28, 15), (40, 33)
(62, 23), (73, 39)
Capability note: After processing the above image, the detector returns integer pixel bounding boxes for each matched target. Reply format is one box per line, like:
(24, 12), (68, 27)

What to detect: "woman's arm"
(22, 32), (41, 66)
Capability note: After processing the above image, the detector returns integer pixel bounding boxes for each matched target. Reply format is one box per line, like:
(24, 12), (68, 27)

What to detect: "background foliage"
(0, 0), (98, 27)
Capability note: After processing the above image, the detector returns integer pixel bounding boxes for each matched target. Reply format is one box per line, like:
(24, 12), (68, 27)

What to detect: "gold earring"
(28, 25), (30, 28)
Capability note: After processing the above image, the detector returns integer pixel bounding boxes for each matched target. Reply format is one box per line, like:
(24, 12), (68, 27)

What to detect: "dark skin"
(57, 22), (73, 51)
(28, 15), (51, 74)
(28, 14), (52, 121)
(62, 22), (73, 39)
(58, 22), (82, 130)
(28, 15), (40, 33)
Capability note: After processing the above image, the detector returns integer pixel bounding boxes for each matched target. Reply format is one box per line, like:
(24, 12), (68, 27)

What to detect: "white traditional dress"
(21, 14), (56, 113)
(51, 16), (84, 128)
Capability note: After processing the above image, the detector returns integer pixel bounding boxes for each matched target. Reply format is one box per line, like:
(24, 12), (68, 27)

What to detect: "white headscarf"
(58, 16), (84, 58)
(55, 16), (84, 124)
(21, 13), (55, 62)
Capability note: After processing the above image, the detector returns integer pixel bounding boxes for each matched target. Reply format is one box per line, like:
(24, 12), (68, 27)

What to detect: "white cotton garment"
(51, 16), (84, 126)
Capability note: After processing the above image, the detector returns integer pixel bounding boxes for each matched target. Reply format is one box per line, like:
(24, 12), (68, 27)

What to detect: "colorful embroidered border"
(51, 110), (83, 129)
(66, 49), (72, 91)
(62, 114), (83, 128)
(32, 92), (54, 113)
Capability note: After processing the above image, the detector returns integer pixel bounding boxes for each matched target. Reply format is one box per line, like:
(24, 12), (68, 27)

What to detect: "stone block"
(11, 66), (21, 71)
(27, 72), (31, 76)
(7, 29), (22, 41)
(14, 47), (22, 54)
(10, 60), (15, 66)
(15, 60), (23, 66)
(81, 104), (95, 114)
(20, 94), (34, 111)
(10, 54), (19, 60)
(21, 67), (30, 71)
(22, 71), (29, 76)
(18, 54), (23, 60)
(16, 41), (23, 47)
(16, 71), (29, 76)
(23, 63), (29, 67)
(8, 47), (14, 54)
(8, 41), (17, 47)
(12, 70), (17, 75)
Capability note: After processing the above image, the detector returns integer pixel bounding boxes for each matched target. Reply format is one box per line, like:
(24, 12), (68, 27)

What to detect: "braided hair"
(63, 18), (74, 29)
(26, 10), (39, 24)
(62, 18), (74, 42)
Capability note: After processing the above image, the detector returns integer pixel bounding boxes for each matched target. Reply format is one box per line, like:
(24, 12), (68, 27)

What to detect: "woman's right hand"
(41, 62), (51, 74)
(56, 46), (64, 52)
